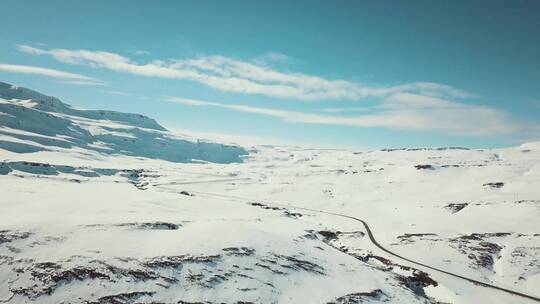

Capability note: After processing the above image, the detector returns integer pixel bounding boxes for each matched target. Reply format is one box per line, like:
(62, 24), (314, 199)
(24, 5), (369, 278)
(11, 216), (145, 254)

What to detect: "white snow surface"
(0, 81), (539, 304)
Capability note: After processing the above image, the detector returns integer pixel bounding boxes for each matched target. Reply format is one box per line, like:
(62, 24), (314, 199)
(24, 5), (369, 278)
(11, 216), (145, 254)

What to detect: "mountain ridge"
(0, 81), (247, 163)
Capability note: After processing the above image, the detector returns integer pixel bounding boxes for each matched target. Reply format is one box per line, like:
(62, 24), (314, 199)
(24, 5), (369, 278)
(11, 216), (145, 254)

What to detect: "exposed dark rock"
(414, 164), (434, 170)
(398, 233), (437, 239)
(249, 202), (265, 207)
(515, 199), (540, 205)
(357, 254), (394, 267)
(459, 232), (511, 241)
(254, 254), (325, 276)
(483, 182), (505, 189)
(85, 222), (181, 230)
(249, 202), (304, 219)
(122, 169), (149, 190)
(318, 230), (341, 241)
(323, 189), (335, 198)
(143, 254), (221, 269)
(93, 261), (161, 281)
(397, 233), (438, 244)
(249, 202), (282, 211)
(180, 190), (194, 196)
(444, 203), (468, 214)
(283, 210), (303, 218)
(450, 233), (509, 269)
(441, 164), (461, 168)
(397, 269), (438, 297)
(222, 247), (256, 256)
(254, 262), (287, 275)
(305, 229), (364, 242)
(272, 254), (325, 275)
(85, 291), (155, 304)
(13, 262), (111, 298)
(0, 230), (31, 245)
(120, 222), (180, 230)
(326, 289), (386, 303)
(199, 273), (232, 288)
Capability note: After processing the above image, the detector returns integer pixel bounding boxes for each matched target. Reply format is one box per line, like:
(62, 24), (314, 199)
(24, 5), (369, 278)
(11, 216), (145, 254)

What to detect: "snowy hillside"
(1, 82), (539, 304)
(0, 81), (247, 163)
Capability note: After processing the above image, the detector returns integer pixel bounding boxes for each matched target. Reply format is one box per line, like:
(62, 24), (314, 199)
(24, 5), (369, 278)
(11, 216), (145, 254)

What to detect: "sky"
(1, 0), (539, 149)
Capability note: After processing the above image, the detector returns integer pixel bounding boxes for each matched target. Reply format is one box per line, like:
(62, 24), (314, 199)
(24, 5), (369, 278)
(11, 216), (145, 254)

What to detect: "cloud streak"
(100, 90), (132, 96)
(0, 63), (104, 86)
(165, 96), (537, 137)
(18, 45), (473, 102)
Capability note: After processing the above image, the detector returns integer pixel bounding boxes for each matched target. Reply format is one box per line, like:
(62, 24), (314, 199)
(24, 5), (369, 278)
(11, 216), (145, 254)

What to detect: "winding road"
(169, 187), (540, 303)
(321, 210), (540, 302)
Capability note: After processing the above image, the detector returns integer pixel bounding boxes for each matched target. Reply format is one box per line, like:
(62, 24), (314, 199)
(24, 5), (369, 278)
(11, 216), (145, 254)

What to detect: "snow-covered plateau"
(0, 81), (539, 304)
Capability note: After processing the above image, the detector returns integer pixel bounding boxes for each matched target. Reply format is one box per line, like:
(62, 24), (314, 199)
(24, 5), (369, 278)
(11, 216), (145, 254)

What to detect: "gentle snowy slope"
(1, 82), (539, 304)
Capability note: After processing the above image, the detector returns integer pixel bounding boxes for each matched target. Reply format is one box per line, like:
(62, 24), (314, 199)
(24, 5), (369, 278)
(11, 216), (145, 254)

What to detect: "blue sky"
(1, 0), (539, 148)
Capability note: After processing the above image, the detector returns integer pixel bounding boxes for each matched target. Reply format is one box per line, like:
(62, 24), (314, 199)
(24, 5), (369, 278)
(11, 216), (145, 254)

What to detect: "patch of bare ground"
(449, 233), (510, 269)
(483, 182), (505, 189)
(249, 202), (304, 219)
(444, 203), (468, 214)
(143, 254), (221, 269)
(414, 164), (434, 170)
(0, 230), (31, 245)
(97, 222), (181, 230)
(84, 291), (155, 304)
(326, 289), (387, 303)
(397, 233), (438, 244)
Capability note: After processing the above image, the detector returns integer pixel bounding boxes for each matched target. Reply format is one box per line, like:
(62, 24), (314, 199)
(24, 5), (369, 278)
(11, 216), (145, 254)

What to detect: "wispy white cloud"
(0, 63), (104, 86)
(130, 50), (151, 56)
(19, 44), (535, 137)
(253, 52), (290, 66)
(62, 80), (108, 86)
(321, 107), (374, 113)
(100, 90), (132, 96)
(18, 44), (473, 102)
(165, 96), (538, 137)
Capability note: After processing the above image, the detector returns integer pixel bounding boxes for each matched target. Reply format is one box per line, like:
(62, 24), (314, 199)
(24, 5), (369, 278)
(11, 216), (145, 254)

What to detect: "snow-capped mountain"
(0, 81), (247, 163)
(1, 82), (539, 304)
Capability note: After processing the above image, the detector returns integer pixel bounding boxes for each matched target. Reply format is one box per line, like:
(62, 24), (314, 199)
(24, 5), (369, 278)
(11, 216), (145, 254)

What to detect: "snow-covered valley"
(1, 81), (539, 303)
